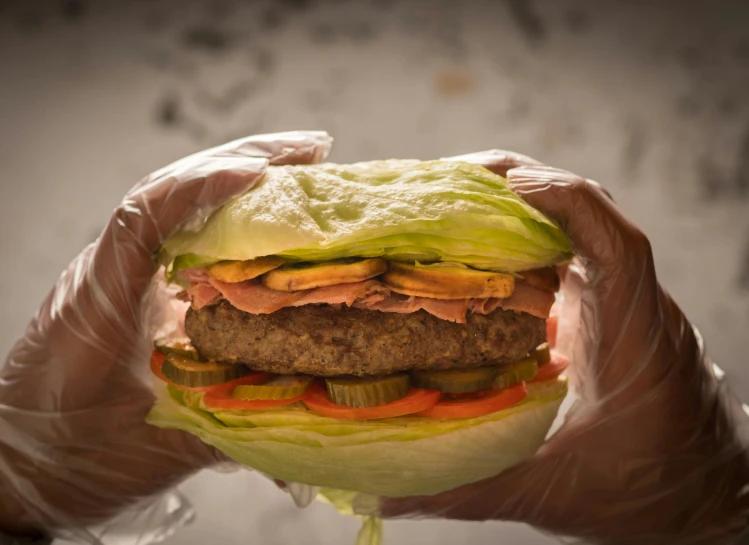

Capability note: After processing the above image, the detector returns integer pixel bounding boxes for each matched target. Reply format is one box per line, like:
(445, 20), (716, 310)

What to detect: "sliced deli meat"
(208, 278), (305, 314)
(290, 280), (389, 307)
(182, 274), (557, 321)
(500, 282), (556, 319)
(183, 283), (222, 310)
(178, 267), (212, 284)
(410, 298), (471, 323)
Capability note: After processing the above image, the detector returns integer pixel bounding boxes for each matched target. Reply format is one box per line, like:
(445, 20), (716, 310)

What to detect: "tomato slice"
(150, 351), (169, 380)
(203, 386), (304, 410)
(149, 351), (269, 393)
(546, 313), (558, 349)
(531, 352), (568, 382)
(417, 382), (528, 419)
(302, 383), (441, 420)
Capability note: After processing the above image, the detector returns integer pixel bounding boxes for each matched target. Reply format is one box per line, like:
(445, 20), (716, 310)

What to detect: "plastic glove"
(381, 153), (749, 545)
(0, 131), (333, 542)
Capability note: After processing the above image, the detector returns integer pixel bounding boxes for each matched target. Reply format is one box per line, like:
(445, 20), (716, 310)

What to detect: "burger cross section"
(145, 159), (572, 498)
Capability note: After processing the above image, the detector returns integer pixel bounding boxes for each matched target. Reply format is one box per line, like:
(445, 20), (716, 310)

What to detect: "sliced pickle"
(208, 256), (286, 283)
(161, 353), (248, 388)
(232, 375), (313, 400)
(262, 258), (387, 292)
(533, 343), (551, 366)
(154, 338), (199, 360)
(325, 374), (410, 408)
(411, 366), (499, 394)
(383, 262), (515, 300)
(493, 357), (538, 390)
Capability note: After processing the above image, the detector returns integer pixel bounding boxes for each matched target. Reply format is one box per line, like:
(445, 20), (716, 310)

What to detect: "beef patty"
(185, 301), (546, 376)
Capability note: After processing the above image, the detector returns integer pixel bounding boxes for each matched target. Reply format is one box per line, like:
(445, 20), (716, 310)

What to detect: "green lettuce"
(161, 160), (572, 274)
(146, 379), (566, 496)
(316, 489), (382, 545)
(147, 379), (567, 544)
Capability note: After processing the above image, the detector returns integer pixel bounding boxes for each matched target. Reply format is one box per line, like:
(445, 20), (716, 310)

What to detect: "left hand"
(0, 131), (332, 537)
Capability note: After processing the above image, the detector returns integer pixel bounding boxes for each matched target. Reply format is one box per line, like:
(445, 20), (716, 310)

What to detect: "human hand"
(381, 152), (749, 545)
(0, 131), (332, 539)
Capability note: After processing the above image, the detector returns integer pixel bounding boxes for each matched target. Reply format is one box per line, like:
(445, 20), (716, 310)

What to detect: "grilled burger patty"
(185, 301), (546, 376)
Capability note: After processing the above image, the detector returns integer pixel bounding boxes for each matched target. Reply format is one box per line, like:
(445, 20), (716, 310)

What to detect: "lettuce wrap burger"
(146, 158), (573, 518)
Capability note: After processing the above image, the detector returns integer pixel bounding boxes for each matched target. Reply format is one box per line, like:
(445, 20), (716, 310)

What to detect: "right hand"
(381, 152), (749, 545)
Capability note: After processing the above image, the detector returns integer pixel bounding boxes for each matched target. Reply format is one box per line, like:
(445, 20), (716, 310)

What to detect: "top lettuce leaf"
(161, 160), (572, 274)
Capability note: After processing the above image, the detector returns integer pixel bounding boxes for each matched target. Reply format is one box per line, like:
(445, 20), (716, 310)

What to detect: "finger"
(97, 155), (268, 324)
(92, 132), (333, 338)
(214, 130), (333, 165)
(1, 160), (268, 412)
(137, 130), (332, 192)
(443, 149), (543, 177)
(507, 166), (649, 274)
(6, 132), (335, 405)
(120, 130), (333, 253)
(507, 166), (671, 406)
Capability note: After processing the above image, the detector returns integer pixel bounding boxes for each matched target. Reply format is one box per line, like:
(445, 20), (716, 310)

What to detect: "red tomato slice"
(302, 383), (441, 420)
(149, 351), (269, 393)
(531, 352), (569, 382)
(150, 351), (168, 381)
(546, 313), (558, 349)
(417, 382), (528, 419)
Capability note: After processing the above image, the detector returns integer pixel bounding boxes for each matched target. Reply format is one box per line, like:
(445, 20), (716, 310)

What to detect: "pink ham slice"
(355, 297), (474, 324)
(177, 284), (222, 309)
(419, 298), (472, 323)
(178, 268), (212, 284)
(208, 278), (306, 314)
(290, 280), (389, 307)
(500, 282), (556, 319)
(469, 298), (504, 315)
(181, 276), (556, 321)
(353, 293), (421, 314)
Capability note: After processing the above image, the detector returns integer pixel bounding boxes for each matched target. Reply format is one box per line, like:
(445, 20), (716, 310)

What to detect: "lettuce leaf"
(316, 489), (382, 545)
(146, 379), (567, 497)
(148, 380), (567, 545)
(161, 160), (572, 274)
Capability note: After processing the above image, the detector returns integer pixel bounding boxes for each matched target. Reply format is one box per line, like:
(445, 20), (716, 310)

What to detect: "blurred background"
(1, 0), (748, 543)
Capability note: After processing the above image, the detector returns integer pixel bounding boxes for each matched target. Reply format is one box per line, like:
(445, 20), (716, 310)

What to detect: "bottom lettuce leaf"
(146, 379), (567, 544)
(146, 379), (567, 497)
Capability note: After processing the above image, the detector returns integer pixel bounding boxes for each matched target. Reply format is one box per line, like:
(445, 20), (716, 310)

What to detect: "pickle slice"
(262, 258), (387, 292)
(383, 262), (515, 300)
(207, 256), (286, 283)
(533, 343), (551, 366)
(493, 357), (538, 390)
(325, 374), (410, 408)
(232, 375), (312, 400)
(155, 338), (199, 360)
(411, 366), (499, 394)
(161, 353), (248, 387)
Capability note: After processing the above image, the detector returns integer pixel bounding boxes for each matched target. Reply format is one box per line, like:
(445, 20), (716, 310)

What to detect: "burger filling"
(152, 257), (567, 420)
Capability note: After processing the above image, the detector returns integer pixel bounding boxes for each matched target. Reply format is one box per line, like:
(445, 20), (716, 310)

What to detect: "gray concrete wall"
(1, 1), (748, 543)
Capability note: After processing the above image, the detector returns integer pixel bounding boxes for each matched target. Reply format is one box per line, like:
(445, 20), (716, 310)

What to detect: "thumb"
(442, 149), (542, 177)
(506, 165), (646, 273)
(95, 130), (334, 327)
(507, 166), (673, 409)
(93, 156), (269, 321)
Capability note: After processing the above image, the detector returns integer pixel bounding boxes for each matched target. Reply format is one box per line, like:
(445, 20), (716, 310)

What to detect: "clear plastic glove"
(381, 152), (749, 544)
(0, 131), (332, 542)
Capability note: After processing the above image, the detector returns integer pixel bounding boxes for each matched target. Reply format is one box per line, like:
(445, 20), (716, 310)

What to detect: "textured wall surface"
(1, 0), (748, 544)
